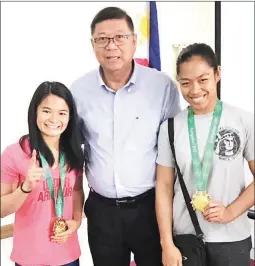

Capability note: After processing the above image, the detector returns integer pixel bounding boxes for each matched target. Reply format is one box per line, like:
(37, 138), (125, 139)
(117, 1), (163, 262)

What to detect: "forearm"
(156, 180), (174, 249)
(228, 181), (255, 221)
(72, 188), (85, 223)
(1, 185), (29, 217)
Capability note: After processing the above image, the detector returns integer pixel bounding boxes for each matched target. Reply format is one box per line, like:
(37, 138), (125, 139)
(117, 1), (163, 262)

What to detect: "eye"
(59, 112), (67, 116)
(115, 35), (125, 40)
(200, 79), (208, 83)
(42, 110), (50, 114)
(181, 82), (190, 86)
(95, 37), (107, 43)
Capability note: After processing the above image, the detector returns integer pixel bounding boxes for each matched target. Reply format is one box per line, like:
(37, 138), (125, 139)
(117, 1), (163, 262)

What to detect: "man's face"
(224, 137), (234, 151)
(91, 19), (137, 72)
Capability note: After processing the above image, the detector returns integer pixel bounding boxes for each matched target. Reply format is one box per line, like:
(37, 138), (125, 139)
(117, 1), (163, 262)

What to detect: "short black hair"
(176, 43), (219, 75)
(91, 7), (134, 35)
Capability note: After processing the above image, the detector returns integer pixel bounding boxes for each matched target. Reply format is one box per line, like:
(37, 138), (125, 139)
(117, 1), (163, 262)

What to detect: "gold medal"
(52, 218), (68, 235)
(191, 191), (211, 213)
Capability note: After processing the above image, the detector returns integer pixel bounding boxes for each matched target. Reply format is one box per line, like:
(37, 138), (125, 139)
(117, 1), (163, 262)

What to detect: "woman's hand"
(23, 149), (44, 191)
(203, 201), (234, 224)
(162, 244), (183, 266)
(51, 219), (81, 244)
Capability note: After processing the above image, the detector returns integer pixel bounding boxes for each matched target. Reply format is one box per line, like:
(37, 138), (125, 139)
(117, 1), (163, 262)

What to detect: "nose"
(190, 81), (202, 94)
(49, 112), (58, 122)
(105, 38), (118, 50)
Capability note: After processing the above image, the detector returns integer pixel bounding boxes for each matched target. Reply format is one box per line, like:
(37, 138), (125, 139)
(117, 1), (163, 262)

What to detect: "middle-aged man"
(71, 6), (181, 266)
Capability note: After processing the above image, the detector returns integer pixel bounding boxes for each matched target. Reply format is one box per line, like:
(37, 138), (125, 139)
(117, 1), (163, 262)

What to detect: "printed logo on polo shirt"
(214, 127), (241, 160)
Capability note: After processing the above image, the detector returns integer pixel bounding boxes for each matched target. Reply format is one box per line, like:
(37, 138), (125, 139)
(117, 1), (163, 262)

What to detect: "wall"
(1, 1), (253, 264)
(221, 2), (254, 252)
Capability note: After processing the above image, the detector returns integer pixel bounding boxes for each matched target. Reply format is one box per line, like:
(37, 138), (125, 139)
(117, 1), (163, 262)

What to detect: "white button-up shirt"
(71, 62), (181, 198)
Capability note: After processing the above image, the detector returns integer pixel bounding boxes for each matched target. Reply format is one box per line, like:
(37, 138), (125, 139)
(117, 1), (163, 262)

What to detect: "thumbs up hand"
(23, 149), (45, 191)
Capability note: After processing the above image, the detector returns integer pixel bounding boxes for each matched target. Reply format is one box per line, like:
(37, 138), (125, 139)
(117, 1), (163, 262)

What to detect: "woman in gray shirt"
(156, 43), (254, 266)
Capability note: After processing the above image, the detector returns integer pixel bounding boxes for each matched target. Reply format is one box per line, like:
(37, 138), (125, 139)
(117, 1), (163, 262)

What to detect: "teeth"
(191, 95), (205, 103)
(47, 125), (59, 129)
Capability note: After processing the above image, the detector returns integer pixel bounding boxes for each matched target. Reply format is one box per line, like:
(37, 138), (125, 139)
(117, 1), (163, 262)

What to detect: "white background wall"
(1, 2), (254, 265)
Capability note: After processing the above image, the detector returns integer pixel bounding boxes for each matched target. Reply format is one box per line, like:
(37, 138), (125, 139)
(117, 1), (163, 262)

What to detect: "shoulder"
(3, 142), (24, 155)
(160, 109), (188, 130)
(159, 119), (169, 132)
(1, 141), (29, 165)
(173, 108), (188, 122)
(70, 69), (98, 96)
(138, 64), (175, 86)
(223, 102), (254, 125)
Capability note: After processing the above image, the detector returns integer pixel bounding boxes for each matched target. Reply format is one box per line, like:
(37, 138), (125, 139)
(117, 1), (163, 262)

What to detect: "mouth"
(45, 124), (61, 129)
(106, 56), (120, 60)
(189, 94), (207, 103)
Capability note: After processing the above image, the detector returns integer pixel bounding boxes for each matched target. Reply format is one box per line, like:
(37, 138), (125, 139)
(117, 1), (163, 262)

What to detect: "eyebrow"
(179, 73), (211, 81)
(41, 106), (68, 112)
(96, 30), (127, 36)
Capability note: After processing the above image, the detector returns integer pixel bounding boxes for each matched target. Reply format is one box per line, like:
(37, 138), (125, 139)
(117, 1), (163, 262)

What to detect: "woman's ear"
(216, 65), (221, 83)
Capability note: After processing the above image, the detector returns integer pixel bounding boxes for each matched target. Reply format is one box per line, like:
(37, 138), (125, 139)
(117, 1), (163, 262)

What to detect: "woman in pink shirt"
(1, 81), (86, 266)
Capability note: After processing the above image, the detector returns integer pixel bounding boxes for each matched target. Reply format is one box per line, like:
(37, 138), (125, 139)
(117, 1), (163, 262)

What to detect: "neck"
(42, 135), (60, 151)
(102, 62), (133, 91)
(193, 97), (219, 115)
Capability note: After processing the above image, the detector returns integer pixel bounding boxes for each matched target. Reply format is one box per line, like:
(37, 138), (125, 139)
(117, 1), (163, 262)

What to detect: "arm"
(204, 160), (255, 223)
(156, 165), (175, 248)
(1, 183), (29, 218)
(72, 172), (85, 224)
(227, 112), (255, 219)
(1, 149), (42, 218)
(155, 120), (183, 266)
(161, 77), (181, 122)
(51, 172), (85, 243)
(226, 160), (254, 220)
(204, 112), (254, 223)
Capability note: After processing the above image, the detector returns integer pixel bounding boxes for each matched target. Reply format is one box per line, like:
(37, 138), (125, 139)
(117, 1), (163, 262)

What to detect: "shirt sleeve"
(156, 120), (175, 168)
(161, 77), (182, 122)
(1, 147), (20, 184)
(243, 112), (254, 162)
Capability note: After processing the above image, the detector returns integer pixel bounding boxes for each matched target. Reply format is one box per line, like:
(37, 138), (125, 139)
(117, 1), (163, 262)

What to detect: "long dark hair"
(19, 81), (85, 173)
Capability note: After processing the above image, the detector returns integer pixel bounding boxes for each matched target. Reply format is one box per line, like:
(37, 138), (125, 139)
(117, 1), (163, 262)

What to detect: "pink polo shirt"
(1, 141), (81, 266)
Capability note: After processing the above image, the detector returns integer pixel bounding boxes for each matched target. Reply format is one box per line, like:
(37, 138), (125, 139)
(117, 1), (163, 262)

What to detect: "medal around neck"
(53, 218), (68, 235)
(188, 100), (223, 213)
(39, 152), (68, 235)
(191, 191), (211, 213)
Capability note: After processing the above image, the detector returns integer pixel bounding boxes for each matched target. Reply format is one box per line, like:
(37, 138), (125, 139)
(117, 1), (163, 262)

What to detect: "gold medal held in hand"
(53, 218), (68, 235)
(191, 191), (211, 213)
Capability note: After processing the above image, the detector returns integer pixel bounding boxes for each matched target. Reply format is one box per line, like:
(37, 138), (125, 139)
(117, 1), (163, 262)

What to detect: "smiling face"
(91, 18), (137, 73)
(177, 56), (221, 114)
(36, 94), (70, 140)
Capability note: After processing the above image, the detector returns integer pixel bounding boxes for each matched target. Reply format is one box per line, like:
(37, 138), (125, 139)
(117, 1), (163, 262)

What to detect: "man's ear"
(132, 33), (137, 47)
(90, 38), (95, 49)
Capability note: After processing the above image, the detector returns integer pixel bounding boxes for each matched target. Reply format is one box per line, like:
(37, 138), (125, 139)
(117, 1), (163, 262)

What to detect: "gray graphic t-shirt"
(156, 102), (254, 242)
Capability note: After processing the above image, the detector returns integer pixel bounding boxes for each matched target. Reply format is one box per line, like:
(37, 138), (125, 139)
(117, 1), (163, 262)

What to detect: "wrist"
(73, 217), (82, 227)
(160, 238), (175, 250)
(226, 205), (236, 222)
(20, 182), (32, 193)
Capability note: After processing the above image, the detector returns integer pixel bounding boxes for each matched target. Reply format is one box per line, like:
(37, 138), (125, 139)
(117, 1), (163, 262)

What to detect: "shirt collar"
(97, 60), (139, 93)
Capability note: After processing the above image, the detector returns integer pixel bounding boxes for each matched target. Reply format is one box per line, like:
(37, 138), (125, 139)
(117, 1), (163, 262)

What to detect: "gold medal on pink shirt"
(39, 152), (68, 236)
(53, 218), (68, 235)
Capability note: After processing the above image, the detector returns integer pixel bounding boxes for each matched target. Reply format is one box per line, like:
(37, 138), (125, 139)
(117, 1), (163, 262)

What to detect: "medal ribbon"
(188, 99), (222, 191)
(39, 152), (66, 217)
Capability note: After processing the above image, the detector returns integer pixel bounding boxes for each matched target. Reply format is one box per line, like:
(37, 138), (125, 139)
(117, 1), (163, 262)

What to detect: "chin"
(105, 65), (122, 72)
(43, 130), (63, 138)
